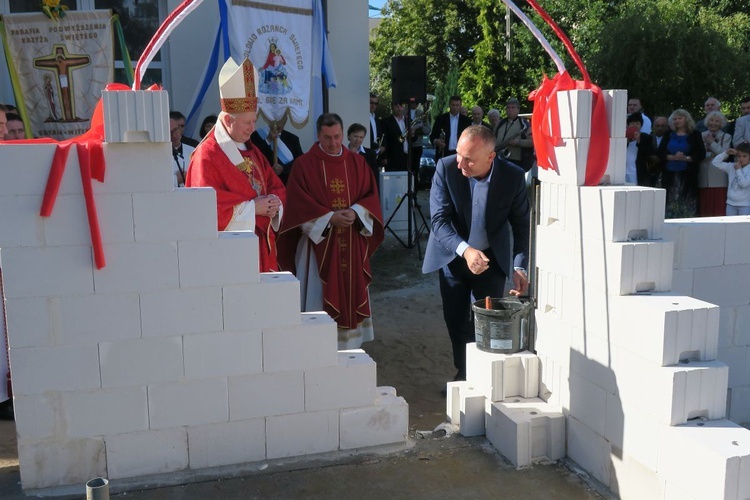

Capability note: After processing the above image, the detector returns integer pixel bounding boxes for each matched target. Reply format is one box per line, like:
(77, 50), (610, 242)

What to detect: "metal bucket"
(472, 298), (533, 354)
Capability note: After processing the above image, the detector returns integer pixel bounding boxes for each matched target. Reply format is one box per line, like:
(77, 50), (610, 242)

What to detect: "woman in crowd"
(347, 122), (379, 181)
(698, 110), (732, 216)
(199, 114), (217, 139)
(658, 109), (706, 218)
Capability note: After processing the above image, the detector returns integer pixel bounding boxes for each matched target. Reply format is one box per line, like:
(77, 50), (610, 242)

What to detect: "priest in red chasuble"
(186, 57), (285, 272)
(278, 113), (384, 349)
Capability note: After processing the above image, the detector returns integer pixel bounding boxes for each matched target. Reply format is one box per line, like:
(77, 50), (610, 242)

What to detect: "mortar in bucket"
(472, 298), (534, 354)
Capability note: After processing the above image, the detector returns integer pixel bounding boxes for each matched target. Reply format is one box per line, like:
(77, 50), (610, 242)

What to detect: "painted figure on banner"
(33, 44), (90, 122)
(260, 38), (291, 95)
(186, 57), (286, 272)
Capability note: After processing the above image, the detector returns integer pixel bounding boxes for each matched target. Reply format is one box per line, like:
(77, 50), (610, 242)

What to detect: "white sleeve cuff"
(456, 241), (469, 257)
(225, 200), (255, 232)
(351, 203), (374, 236)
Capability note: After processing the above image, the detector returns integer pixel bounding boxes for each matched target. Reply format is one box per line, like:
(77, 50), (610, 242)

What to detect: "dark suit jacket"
(381, 115), (409, 171)
(358, 147), (379, 180)
(430, 112), (472, 160)
(422, 155), (530, 278)
(250, 130), (304, 184)
(370, 116), (383, 150)
(632, 132), (656, 186)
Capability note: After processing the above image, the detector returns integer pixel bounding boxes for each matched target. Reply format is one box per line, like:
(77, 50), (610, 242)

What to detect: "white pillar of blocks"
(533, 88), (750, 498)
(0, 91), (407, 492)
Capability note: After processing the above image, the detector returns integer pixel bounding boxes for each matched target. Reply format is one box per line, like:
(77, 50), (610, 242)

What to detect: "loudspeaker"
(391, 56), (426, 103)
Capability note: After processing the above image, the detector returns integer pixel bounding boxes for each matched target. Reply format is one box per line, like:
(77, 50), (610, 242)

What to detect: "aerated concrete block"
(658, 419), (750, 500)
(538, 182), (581, 234)
(0, 245), (94, 299)
(228, 371), (304, 420)
(266, 409), (339, 459)
(568, 371), (608, 437)
(94, 242), (179, 293)
(485, 397), (565, 467)
(446, 381), (486, 437)
(609, 447), (666, 500)
(99, 337), (183, 388)
(262, 312), (338, 373)
(141, 287), (223, 338)
(18, 437), (106, 490)
(9, 344), (101, 396)
(537, 138), (589, 186)
(178, 232), (259, 287)
(535, 225), (581, 279)
(148, 378), (228, 429)
(0, 194), (45, 248)
(96, 143), (174, 194)
(603, 89), (627, 139)
(223, 272), (301, 331)
(340, 391), (409, 449)
(664, 220), (727, 269)
(604, 393), (661, 471)
(609, 293), (719, 366)
(465, 344), (539, 402)
(105, 427), (188, 479)
(724, 220), (750, 265)
(184, 329), (263, 379)
(187, 418), (266, 469)
(606, 239), (673, 295)
(44, 193), (135, 246)
(603, 137), (627, 186)
(13, 393), (60, 442)
(102, 89), (170, 143)
(556, 90), (592, 139)
(304, 350), (377, 412)
(567, 415), (612, 486)
(693, 264), (750, 308)
(132, 188), (217, 242)
(579, 186), (665, 242)
(0, 143), (80, 196)
(64, 386), (149, 438)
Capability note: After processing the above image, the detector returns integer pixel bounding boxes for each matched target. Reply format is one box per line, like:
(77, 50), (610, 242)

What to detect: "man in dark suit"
(381, 101), (409, 172)
(430, 95), (471, 161)
(250, 122), (304, 184)
(369, 92), (385, 159)
(423, 125), (530, 383)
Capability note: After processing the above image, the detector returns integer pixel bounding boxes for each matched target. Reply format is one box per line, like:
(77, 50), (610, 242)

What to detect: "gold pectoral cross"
(239, 158), (263, 196)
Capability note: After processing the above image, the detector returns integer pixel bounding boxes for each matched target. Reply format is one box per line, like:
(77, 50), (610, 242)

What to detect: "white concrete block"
(178, 231), (260, 287)
(729, 386), (750, 425)
(446, 381), (485, 437)
(96, 143), (174, 194)
(609, 240), (673, 295)
(580, 186), (665, 242)
(734, 305), (750, 347)
(603, 89), (627, 139)
(105, 427), (188, 479)
(536, 353), (570, 409)
(725, 220), (750, 265)
(4, 297), (52, 348)
(340, 392), (409, 450)
(132, 188), (217, 242)
(603, 137), (627, 186)
(0, 194), (45, 247)
(551, 137), (588, 186)
(305, 350), (377, 412)
(9, 344), (101, 396)
(100, 337), (183, 387)
(604, 393), (661, 471)
(187, 418), (266, 469)
(569, 331), (618, 396)
(223, 273), (301, 331)
(0, 143), (83, 196)
(486, 397), (565, 467)
(13, 393), (61, 442)
(616, 348), (728, 425)
(93, 242), (179, 293)
(658, 419), (750, 500)
(148, 378), (228, 429)
(465, 344), (538, 402)
(141, 287), (223, 338)
(44, 193), (135, 245)
(0, 245), (94, 298)
(666, 220), (727, 269)
(671, 268), (694, 295)
(228, 371), (304, 420)
(184, 330), (262, 379)
(102, 89), (170, 143)
(18, 438), (106, 490)
(556, 90), (592, 139)
(567, 415), (611, 486)
(263, 312), (338, 372)
(534, 225), (580, 279)
(64, 386), (148, 438)
(664, 481), (700, 500)
(693, 264), (750, 307)
(266, 409), (339, 459)
(609, 447), (666, 500)
(718, 347), (750, 387)
(609, 293), (719, 366)
(568, 372), (608, 437)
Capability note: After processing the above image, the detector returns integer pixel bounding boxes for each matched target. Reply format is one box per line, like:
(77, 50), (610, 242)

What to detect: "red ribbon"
(525, 0), (610, 186)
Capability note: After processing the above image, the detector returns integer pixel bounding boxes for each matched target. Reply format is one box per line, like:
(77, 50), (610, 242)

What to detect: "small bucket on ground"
(85, 477), (109, 500)
(472, 298), (534, 354)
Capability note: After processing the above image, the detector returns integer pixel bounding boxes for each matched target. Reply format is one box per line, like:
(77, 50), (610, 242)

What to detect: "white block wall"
(533, 88), (750, 500)
(0, 105), (407, 491)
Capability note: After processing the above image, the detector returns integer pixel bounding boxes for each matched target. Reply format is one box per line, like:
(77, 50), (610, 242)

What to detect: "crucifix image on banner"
(34, 45), (91, 122)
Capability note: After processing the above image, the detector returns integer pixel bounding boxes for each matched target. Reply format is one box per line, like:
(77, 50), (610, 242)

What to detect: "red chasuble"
(278, 146), (384, 330)
(186, 130), (286, 272)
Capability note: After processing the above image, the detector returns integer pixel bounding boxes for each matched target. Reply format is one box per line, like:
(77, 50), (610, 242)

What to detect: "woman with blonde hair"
(657, 109), (706, 217)
(698, 110), (732, 216)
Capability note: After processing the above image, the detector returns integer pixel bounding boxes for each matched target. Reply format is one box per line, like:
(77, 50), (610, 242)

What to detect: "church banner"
(225, 0), (314, 126)
(2, 10), (113, 140)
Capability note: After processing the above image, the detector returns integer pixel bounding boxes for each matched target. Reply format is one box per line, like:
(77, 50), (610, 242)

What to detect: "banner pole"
(0, 19), (33, 138)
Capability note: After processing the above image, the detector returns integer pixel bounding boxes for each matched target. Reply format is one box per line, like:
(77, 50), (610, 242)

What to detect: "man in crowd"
(369, 92), (384, 159)
(278, 113), (383, 350)
(170, 110), (199, 147)
(381, 101), (409, 171)
(695, 97), (723, 133)
(186, 57), (285, 272)
(431, 95), (471, 161)
(494, 97), (534, 171)
(652, 116), (669, 149)
(0, 104), (8, 140)
(627, 96), (652, 134)
(170, 113), (194, 187)
(4, 113), (24, 140)
(423, 125), (530, 385)
(470, 106), (491, 129)
(731, 96), (750, 147)
(250, 118), (304, 184)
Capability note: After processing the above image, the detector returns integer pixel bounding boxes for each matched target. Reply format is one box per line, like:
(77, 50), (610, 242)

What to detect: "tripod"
(382, 125), (430, 258)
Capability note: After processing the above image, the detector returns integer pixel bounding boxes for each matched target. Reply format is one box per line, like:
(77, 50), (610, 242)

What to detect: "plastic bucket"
(472, 298), (533, 354)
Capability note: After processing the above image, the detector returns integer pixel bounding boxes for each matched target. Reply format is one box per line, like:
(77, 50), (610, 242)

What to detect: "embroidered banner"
(225, 0), (314, 126)
(2, 10), (113, 140)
